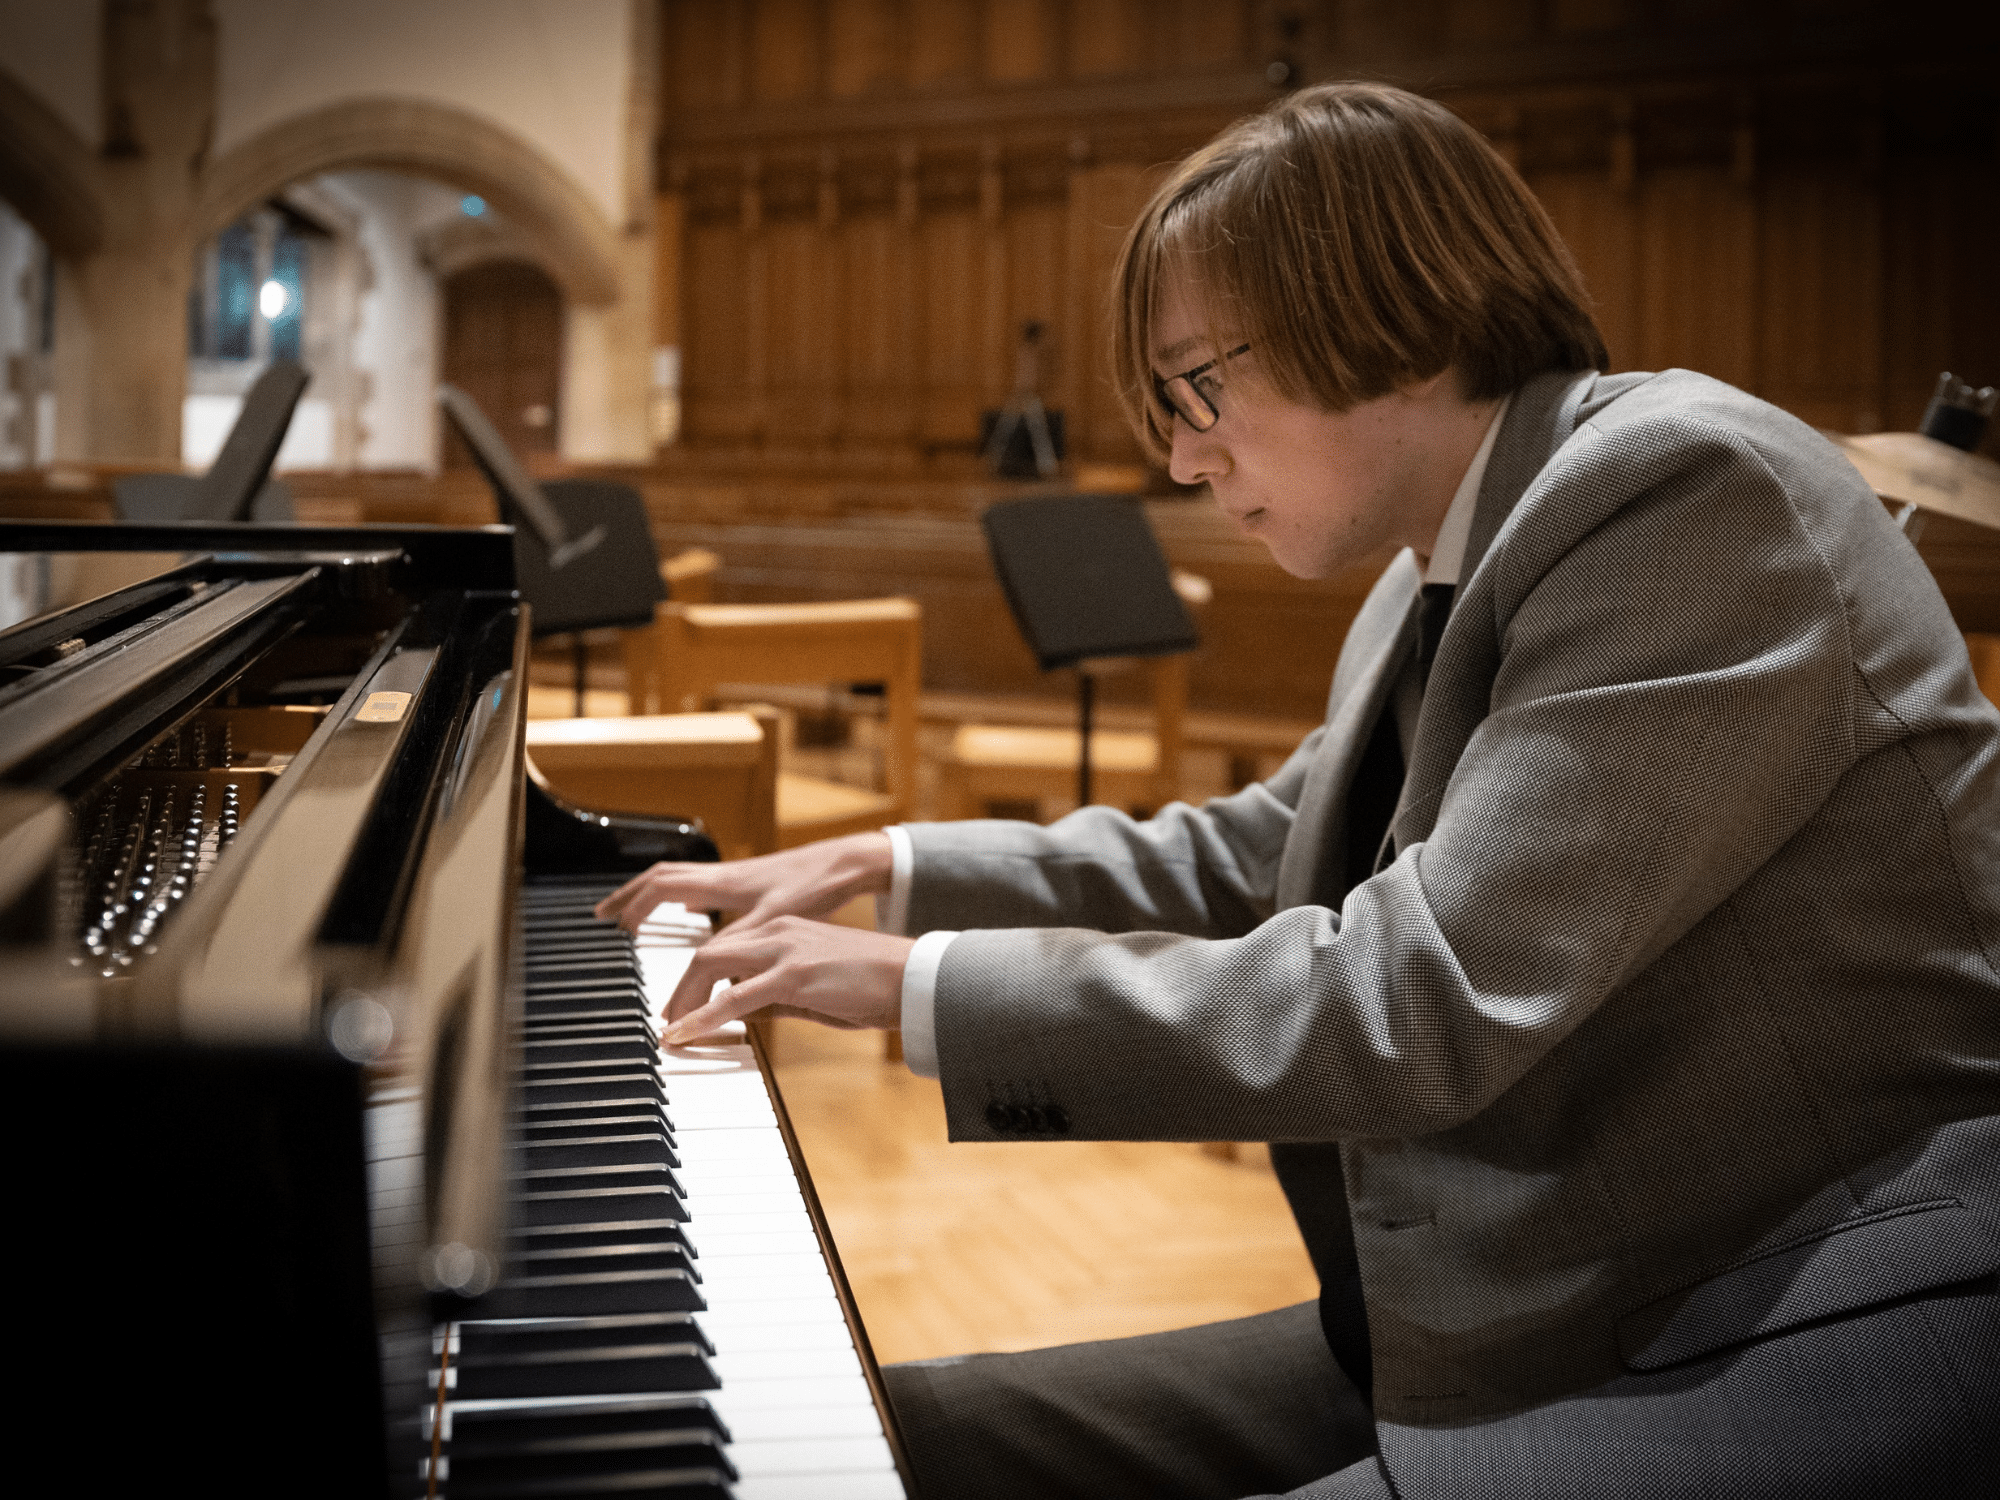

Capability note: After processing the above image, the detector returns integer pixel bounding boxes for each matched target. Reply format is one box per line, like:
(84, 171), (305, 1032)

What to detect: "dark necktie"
(1320, 581), (1455, 1399)
(1343, 583), (1453, 891)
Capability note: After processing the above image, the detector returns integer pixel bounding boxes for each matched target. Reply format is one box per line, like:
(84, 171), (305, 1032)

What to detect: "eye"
(1190, 368), (1224, 403)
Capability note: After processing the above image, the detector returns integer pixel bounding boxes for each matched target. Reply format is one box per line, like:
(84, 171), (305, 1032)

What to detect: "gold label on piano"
(355, 691), (413, 723)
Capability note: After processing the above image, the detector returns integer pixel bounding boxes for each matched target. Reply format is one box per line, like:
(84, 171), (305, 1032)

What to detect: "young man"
(600, 83), (2000, 1499)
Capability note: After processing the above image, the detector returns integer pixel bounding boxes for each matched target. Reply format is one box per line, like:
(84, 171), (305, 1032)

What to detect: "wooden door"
(441, 261), (563, 468)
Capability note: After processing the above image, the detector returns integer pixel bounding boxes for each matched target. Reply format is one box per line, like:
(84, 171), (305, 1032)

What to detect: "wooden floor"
(762, 1017), (1319, 1367)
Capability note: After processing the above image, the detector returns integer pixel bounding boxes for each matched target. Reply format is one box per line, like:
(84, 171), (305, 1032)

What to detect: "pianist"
(599, 82), (2000, 1500)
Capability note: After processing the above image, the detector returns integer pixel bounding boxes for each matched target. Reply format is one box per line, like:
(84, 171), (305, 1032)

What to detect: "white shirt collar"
(1423, 394), (1510, 586)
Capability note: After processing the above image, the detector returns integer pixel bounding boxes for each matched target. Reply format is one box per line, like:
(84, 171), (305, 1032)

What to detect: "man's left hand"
(661, 916), (915, 1045)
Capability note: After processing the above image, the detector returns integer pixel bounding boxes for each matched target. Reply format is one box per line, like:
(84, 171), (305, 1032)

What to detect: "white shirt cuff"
(877, 824), (915, 936)
(899, 928), (957, 1079)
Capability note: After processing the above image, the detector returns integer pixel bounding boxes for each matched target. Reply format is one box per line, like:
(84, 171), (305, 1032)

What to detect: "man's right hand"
(594, 830), (896, 933)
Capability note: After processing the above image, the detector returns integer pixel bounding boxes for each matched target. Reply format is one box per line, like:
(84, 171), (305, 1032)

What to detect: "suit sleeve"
(926, 414), (1866, 1143)
(901, 724), (1326, 941)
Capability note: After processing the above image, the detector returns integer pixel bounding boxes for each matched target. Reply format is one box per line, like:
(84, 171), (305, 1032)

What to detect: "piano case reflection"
(0, 521), (911, 1499)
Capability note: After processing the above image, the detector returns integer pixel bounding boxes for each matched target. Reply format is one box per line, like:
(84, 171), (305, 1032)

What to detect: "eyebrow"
(1151, 335), (1204, 370)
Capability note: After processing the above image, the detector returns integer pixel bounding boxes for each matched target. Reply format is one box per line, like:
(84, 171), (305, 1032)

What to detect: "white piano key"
(697, 1299), (851, 1331)
(711, 1347), (871, 1382)
(703, 1318), (856, 1353)
(729, 1434), (899, 1476)
(613, 911), (908, 1497)
(704, 1369), (876, 1412)
(731, 1471), (905, 1500)
(720, 1402), (893, 1441)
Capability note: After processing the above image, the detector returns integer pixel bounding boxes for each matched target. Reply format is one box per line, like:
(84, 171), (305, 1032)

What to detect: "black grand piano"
(0, 520), (912, 1498)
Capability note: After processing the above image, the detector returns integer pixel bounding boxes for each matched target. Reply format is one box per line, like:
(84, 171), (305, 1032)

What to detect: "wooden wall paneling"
(1444, 0), (1541, 51)
(984, 0), (1061, 85)
(980, 144), (1009, 426)
(1069, 0), (1141, 79)
(910, 0), (980, 88)
(840, 210), (909, 442)
(918, 207), (987, 442)
(1156, 0), (1253, 72)
(828, 0), (900, 98)
(1529, 168), (1640, 372)
(1636, 166), (1758, 390)
(752, 0), (823, 105)
(764, 218), (832, 440)
(683, 157), (759, 441)
(1549, 0), (1631, 33)
(1755, 165), (1883, 433)
(1882, 157), (2000, 438)
(654, 191), (685, 350)
(664, 0), (747, 113)
(1006, 198), (1067, 408)
(1061, 161), (1158, 462)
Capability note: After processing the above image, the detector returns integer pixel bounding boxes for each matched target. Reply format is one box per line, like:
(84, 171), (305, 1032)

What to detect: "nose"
(1167, 416), (1223, 487)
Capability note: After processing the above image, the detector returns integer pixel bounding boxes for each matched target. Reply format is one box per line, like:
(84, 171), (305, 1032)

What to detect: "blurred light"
(461, 194), (487, 217)
(258, 278), (288, 320)
(327, 991), (394, 1061)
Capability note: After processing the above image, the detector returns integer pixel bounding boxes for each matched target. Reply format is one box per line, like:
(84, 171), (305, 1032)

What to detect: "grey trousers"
(881, 1300), (1391, 1500)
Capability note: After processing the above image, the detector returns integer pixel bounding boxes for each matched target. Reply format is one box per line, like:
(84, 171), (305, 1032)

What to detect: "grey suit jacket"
(902, 369), (2000, 1492)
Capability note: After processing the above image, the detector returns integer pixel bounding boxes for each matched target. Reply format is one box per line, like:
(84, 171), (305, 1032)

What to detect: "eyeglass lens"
(1159, 376), (1219, 432)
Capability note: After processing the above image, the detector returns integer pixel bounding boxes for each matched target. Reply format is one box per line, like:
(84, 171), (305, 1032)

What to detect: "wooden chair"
(661, 546), (719, 605)
(937, 570), (1211, 822)
(525, 709), (779, 862)
(624, 598), (923, 849)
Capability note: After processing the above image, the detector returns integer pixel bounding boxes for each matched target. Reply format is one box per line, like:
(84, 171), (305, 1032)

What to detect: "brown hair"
(1113, 82), (1607, 459)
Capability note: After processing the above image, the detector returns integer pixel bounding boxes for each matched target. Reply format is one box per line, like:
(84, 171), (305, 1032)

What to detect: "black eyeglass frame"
(1154, 343), (1252, 432)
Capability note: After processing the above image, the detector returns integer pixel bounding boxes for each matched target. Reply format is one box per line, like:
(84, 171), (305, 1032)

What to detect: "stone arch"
(0, 67), (105, 256)
(417, 214), (556, 285)
(194, 96), (621, 305)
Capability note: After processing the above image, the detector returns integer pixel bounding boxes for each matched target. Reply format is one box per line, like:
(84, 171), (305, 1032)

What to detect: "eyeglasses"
(1154, 343), (1251, 432)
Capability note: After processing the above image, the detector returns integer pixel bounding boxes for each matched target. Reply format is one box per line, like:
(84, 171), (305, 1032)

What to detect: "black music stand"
(437, 385), (667, 715)
(114, 359), (311, 523)
(981, 495), (1197, 805)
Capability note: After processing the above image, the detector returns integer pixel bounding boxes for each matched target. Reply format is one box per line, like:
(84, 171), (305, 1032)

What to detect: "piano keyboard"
(424, 873), (910, 1499)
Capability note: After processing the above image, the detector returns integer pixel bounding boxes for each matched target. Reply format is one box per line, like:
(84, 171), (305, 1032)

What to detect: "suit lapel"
(1277, 552), (1424, 911)
(1387, 368), (1600, 853)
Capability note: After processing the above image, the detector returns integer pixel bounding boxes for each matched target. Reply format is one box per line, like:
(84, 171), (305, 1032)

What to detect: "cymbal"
(1830, 430), (2000, 532)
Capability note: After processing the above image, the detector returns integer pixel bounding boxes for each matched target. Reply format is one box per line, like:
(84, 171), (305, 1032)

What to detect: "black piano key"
(524, 1009), (650, 1030)
(523, 1072), (666, 1107)
(449, 1395), (730, 1446)
(442, 1461), (734, 1499)
(441, 1406), (733, 1496)
(516, 1221), (697, 1259)
(450, 1315), (718, 1399)
(524, 1022), (657, 1044)
(445, 1400), (736, 1490)
(524, 1048), (656, 1072)
(523, 1108), (674, 1136)
(520, 1161), (685, 1194)
(526, 942), (638, 966)
(479, 1267), (706, 1318)
(514, 1243), (700, 1281)
(522, 1101), (675, 1134)
(520, 1184), (687, 1227)
(520, 968), (636, 992)
(526, 1133), (677, 1171)
(526, 1016), (653, 1033)
(524, 976), (643, 995)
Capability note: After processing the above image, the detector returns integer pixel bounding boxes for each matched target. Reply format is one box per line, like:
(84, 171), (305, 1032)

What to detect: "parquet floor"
(764, 1017), (1320, 1367)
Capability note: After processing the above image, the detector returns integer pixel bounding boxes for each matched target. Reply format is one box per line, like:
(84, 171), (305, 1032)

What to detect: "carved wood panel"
(658, 1), (1997, 470)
